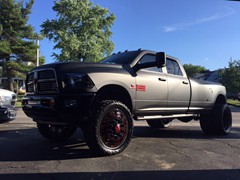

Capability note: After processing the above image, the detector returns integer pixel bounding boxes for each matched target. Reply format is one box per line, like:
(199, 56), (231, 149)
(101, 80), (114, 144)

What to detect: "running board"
(135, 114), (197, 120)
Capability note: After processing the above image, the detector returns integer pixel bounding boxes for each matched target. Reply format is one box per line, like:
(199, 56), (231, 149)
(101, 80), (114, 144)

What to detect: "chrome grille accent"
(27, 69), (58, 94)
(27, 72), (34, 92)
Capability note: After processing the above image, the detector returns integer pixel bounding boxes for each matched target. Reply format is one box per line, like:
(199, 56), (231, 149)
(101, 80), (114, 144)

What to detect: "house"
(0, 77), (25, 89)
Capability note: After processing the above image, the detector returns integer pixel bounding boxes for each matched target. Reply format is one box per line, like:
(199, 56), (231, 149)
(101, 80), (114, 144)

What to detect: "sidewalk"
(12, 108), (34, 125)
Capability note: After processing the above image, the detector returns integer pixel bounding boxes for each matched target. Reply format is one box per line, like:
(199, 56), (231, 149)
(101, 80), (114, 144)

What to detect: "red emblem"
(136, 84), (146, 92)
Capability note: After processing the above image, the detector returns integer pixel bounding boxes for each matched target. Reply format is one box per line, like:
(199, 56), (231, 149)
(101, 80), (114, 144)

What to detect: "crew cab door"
(135, 54), (168, 115)
(166, 58), (191, 113)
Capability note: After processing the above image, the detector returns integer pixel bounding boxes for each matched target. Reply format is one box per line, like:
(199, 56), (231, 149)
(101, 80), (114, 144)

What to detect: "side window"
(166, 59), (183, 76)
(138, 54), (162, 72)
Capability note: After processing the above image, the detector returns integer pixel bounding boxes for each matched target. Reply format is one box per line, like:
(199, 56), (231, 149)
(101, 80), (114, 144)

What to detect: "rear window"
(166, 59), (183, 76)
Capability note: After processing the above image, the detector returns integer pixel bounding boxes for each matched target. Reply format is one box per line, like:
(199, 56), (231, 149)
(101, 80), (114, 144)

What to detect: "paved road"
(0, 106), (240, 180)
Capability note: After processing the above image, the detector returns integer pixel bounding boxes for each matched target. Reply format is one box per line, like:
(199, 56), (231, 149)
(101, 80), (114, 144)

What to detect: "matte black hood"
(31, 62), (124, 73)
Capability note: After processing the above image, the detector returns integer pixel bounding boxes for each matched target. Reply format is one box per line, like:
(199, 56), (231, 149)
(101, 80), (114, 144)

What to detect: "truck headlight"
(62, 73), (94, 89)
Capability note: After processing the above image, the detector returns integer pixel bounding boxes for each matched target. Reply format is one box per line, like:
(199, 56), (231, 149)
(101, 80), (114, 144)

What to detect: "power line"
(1, 27), (41, 64)
(1, 27), (41, 50)
(1, 28), (29, 49)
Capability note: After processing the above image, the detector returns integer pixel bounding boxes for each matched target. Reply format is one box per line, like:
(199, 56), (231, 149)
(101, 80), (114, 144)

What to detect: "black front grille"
(27, 69), (58, 93)
(38, 81), (58, 92)
(38, 70), (55, 79)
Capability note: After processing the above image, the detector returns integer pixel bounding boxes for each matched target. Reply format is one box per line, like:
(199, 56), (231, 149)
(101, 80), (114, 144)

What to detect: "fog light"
(65, 99), (78, 108)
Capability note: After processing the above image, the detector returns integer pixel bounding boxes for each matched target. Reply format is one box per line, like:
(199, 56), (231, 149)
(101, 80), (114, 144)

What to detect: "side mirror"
(156, 52), (166, 68)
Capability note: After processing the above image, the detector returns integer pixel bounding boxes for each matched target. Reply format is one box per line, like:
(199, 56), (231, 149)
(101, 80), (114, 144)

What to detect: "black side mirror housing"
(156, 52), (166, 68)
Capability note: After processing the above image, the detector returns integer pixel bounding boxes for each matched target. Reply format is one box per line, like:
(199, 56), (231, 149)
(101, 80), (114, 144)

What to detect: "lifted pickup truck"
(22, 49), (232, 155)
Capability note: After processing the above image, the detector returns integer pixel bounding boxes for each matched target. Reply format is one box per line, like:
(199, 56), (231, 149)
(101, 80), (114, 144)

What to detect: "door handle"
(158, 78), (166, 81)
(182, 81), (189, 85)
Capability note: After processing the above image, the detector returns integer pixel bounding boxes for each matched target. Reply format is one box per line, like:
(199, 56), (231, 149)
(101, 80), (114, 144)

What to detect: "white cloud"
(163, 7), (235, 32)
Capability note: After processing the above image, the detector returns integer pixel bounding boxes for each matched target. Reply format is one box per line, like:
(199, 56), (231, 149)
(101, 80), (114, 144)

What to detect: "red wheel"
(83, 100), (133, 155)
(100, 109), (129, 149)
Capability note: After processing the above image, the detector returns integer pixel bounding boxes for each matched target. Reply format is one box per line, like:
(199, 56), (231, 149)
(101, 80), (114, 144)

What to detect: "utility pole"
(36, 38), (39, 67)
(34, 33), (43, 67)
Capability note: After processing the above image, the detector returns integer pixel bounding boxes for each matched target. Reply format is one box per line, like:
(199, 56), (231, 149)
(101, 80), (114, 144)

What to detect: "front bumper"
(0, 107), (16, 122)
(22, 93), (95, 125)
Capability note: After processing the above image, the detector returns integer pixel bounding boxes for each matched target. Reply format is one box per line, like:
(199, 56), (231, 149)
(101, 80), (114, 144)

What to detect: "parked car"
(0, 88), (17, 122)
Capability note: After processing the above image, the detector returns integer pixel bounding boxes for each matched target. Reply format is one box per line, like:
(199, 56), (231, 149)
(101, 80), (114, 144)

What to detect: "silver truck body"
(87, 51), (226, 118)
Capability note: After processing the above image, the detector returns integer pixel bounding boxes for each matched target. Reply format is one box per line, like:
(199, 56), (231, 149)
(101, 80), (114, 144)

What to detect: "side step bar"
(135, 114), (198, 120)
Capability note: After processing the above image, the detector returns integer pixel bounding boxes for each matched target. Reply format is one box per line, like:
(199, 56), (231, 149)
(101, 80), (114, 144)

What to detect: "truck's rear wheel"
(83, 100), (133, 156)
(147, 119), (172, 128)
(200, 104), (232, 135)
(37, 123), (77, 141)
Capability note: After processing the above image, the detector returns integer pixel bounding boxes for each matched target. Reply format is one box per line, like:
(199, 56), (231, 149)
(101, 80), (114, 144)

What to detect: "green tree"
(0, 0), (43, 90)
(183, 64), (209, 77)
(218, 59), (240, 96)
(41, 0), (116, 62)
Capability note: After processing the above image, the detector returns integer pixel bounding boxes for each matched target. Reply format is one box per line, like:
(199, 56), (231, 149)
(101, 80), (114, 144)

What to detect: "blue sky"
(29, 0), (240, 70)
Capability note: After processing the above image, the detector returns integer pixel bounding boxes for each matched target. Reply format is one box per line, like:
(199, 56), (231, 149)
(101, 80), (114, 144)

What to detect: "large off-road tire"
(37, 123), (77, 141)
(200, 113), (214, 135)
(200, 104), (232, 135)
(147, 119), (172, 128)
(83, 100), (133, 156)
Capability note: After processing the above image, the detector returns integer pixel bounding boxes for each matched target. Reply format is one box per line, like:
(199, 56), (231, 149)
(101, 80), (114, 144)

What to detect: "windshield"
(100, 51), (141, 65)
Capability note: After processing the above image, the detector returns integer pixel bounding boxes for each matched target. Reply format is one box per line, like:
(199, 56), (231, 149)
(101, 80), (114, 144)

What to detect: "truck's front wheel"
(83, 100), (133, 156)
(200, 104), (232, 135)
(37, 123), (77, 141)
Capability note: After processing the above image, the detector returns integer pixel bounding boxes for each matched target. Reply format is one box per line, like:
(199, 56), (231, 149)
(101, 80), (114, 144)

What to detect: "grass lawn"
(227, 99), (240, 107)
(16, 94), (25, 108)
(16, 101), (22, 108)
